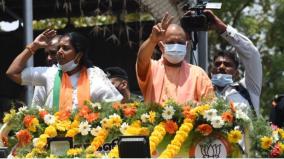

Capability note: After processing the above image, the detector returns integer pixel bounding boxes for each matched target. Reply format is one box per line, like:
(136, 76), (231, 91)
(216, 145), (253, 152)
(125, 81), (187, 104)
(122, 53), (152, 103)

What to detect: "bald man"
(32, 35), (62, 106)
(136, 13), (214, 105)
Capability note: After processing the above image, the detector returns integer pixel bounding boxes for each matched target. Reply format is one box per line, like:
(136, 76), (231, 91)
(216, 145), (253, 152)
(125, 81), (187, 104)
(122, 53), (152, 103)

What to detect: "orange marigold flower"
(112, 102), (121, 110)
(230, 101), (236, 113)
(165, 120), (178, 134)
(23, 115), (35, 128)
(123, 107), (137, 118)
(16, 129), (32, 147)
(183, 105), (191, 112)
(222, 111), (234, 123)
(57, 111), (71, 121)
(84, 112), (100, 123)
(39, 111), (48, 119)
(79, 106), (92, 117)
(183, 110), (196, 121)
(196, 124), (213, 136)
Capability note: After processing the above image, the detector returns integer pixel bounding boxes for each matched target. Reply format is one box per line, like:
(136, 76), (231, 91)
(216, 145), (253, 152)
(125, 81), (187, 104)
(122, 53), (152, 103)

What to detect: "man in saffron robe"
(136, 13), (214, 104)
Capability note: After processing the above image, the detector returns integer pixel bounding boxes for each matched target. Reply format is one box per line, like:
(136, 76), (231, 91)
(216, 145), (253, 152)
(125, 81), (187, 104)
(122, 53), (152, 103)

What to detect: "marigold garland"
(149, 122), (167, 156)
(86, 128), (109, 154)
(159, 118), (193, 158)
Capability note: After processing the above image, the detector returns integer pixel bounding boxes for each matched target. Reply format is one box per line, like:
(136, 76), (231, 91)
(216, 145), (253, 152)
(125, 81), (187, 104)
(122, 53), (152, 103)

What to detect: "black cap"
(104, 67), (128, 80)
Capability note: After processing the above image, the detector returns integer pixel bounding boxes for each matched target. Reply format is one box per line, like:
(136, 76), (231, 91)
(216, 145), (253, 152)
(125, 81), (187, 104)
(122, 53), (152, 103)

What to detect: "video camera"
(180, 0), (222, 32)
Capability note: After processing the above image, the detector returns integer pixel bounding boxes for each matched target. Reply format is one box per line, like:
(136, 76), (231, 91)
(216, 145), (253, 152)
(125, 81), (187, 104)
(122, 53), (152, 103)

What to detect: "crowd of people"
(5, 10), (267, 121)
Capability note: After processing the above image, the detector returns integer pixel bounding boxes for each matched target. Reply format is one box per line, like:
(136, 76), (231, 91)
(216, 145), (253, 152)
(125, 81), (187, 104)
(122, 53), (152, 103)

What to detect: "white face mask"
(58, 59), (79, 72)
(163, 44), (187, 64)
(211, 73), (233, 87)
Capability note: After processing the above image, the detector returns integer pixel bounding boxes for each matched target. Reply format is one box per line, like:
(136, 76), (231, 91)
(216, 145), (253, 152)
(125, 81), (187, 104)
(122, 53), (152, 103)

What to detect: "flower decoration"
(1, 98), (276, 158)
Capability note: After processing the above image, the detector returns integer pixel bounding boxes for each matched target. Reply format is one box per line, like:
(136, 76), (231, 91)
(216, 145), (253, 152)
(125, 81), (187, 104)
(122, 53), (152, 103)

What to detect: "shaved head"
(164, 24), (187, 43)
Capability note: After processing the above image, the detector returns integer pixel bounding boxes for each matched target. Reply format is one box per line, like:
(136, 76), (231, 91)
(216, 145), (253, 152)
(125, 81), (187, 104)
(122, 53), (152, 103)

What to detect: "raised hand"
(203, 10), (226, 33)
(33, 29), (57, 50)
(149, 12), (174, 44)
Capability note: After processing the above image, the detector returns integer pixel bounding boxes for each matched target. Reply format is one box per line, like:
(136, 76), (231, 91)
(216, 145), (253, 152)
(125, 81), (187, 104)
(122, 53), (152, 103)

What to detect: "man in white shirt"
(32, 35), (61, 106)
(205, 10), (262, 116)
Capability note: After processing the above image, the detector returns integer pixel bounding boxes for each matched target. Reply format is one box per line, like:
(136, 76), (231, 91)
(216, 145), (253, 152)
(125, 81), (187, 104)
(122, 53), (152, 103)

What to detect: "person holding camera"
(203, 10), (262, 116)
(136, 13), (214, 105)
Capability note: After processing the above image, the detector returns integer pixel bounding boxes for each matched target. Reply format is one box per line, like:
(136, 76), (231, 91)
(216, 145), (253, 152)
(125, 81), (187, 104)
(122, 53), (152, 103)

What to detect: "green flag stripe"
(53, 70), (62, 111)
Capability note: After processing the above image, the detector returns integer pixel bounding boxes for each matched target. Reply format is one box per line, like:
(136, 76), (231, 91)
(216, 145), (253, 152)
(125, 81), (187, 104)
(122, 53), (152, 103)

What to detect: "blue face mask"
(58, 59), (78, 72)
(164, 44), (187, 64)
(211, 74), (233, 87)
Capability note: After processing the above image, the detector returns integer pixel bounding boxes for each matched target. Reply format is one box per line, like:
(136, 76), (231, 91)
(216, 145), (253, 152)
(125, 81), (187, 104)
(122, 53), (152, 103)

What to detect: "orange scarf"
(59, 67), (90, 112)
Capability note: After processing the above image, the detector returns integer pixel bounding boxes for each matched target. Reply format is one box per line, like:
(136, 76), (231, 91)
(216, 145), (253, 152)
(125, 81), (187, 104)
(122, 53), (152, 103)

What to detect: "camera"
(181, 0), (222, 32)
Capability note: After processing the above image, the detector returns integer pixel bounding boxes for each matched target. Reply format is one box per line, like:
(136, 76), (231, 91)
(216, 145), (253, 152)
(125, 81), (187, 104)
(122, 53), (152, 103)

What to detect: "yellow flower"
(108, 146), (119, 158)
(32, 147), (46, 154)
(180, 124), (191, 132)
(101, 118), (112, 129)
(35, 134), (49, 149)
(35, 141), (47, 149)
(66, 128), (79, 137)
(150, 136), (159, 144)
(71, 120), (80, 129)
(149, 111), (156, 124)
(131, 120), (141, 127)
(89, 129), (109, 151)
(110, 116), (122, 127)
(278, 128), (284, 139)
(171, 139), (182, 147)
(140, 127), (150, 136)
(44, 125), (57, 138)
(55, 119), (71, 131)
(149, 122), (166, 154)
(3, 109), (16, 123)
(124, 126), (141, 135)
(260, 136), (273, 149)
(25, 152), (33, 158)
(278, 142), (284, 153)
(227, 130), (242, 143)
(28, 118), (39, 132)
(176, 131), (188, 140)
(67, 148), (83, 156)
(192, 104), (210, 115)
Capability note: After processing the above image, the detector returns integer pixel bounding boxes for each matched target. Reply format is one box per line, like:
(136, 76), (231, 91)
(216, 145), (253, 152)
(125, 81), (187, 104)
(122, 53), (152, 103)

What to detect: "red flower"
(16, 129), (32, 147)
(123, 106), (137, 118)
(39, 111), (48, 119)
(23, 115), (34, 128)
(221, 111), (234, 123)
(196, 124), (213, 136)
(112, 102), (121, 110)
(57, 111), (71, 121)
(84, 112), (100, 123)
(165, 120), (178, 134)
(79, 106), (92, 117)
(183, 111), (196, 121)
(270, 143), (281, 157)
